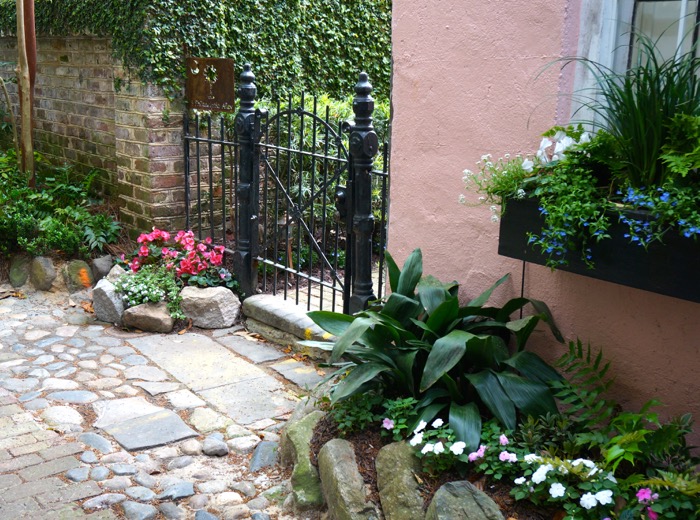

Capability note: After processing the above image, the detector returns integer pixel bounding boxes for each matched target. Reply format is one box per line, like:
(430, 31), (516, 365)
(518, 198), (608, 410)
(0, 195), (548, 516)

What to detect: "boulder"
(91, 254), (113, 282)
(425, 481), (504, 520)
(93, 278), (124, 325)
(279, 410), (325, 510)
(9, 255), (30, 288)
(318, 438), (380, 520)
(123, 302), (174, 333)
(62, 259), (95, 293)
(30, 256), (57, 291)
(107, 264), (127, 282)
(180, 286), (241, 329)
(376, 442), (425, 520)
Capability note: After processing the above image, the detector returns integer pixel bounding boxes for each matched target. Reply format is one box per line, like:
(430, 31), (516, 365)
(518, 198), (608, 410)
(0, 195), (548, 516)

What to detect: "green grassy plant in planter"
(302, 248), (564, 451)
(462, 35), (700, 301)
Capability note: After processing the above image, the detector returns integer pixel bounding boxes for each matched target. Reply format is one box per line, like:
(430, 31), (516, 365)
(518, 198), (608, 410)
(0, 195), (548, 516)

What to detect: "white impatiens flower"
(421, 443), (434, 454)
(578, 132), (591, 144)
(514, 477), (526, 485)
(595, 489), (614, 505)
(580, 492), (598, 509)
(521, 158), (534, 173)
(516, 188), (526, 199)
(433, 442), (445, 454)
(449, 442), (466, 455)
(458, 194), (466, 204)
(554, 136), (575, 155)
(549, 482), (566, 498)
(431, 418), (444, 428)
(531, 463), (553, 484)
(523, 454), (542, 464)
(409, 432), (423, 446)
(413, 420), (427, 435)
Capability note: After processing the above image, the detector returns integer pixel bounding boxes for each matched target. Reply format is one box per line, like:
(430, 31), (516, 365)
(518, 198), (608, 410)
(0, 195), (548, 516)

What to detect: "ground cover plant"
(462, 35), (700, 268)
(307, 250), (699, 519)
(116, 228), (238, 319)
(0, 149), (121, 258)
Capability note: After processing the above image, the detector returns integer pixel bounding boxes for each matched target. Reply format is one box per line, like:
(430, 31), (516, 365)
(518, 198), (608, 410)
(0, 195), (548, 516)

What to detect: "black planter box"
(498, 197), (700, 304)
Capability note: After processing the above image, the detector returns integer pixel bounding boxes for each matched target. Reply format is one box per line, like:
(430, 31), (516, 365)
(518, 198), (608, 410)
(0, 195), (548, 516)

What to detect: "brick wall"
(0, 35), (186, 237)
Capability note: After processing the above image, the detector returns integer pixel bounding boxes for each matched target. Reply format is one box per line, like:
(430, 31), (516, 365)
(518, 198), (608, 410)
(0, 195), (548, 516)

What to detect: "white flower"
(549, 482), (566, 498)
(516, 188), (526, 199)
(538, 137), (552, 153)
(521, 159), (534, 173)
(523, 454), (542, 464)
(595, 489), (614, 505)
(433, 442), (445, 454)
(490, 214), (499, 223)
(554, 136), (575, 154)
(552, 130), (567, 142)
(478, 196), (486, 202)
(463, 168), (473, 178)
(489, 205), (498, 213)
(605, 472), (617, 483)
(578, 132), (591, 144)
(449, 442), (466, 455)
(481, 154), (491, 161)
(504, 153), (511, 158)
(458, 194), (466, 204)
(421, 443), (434, 454)
(514, 477), (526, 485)
(558, 465), (569, 475)
(531, 463), (553, 484)
(432, 418), (444, 428)
(572, 458), (596, 469)
(409, 432), (423, 446)
(413, 420), (427, 435)
(580, 492), (598, 509)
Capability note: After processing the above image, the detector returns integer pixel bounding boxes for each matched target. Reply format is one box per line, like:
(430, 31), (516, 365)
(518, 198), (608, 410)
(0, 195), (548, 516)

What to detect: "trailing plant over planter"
(462, 35), (700, 269)
(303, 248), (564, 450)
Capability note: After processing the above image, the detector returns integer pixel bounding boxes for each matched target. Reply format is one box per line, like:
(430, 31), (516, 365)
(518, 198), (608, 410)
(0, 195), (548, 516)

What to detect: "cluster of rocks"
(8, 253), (242, 334)
(280, 399), (506, 520)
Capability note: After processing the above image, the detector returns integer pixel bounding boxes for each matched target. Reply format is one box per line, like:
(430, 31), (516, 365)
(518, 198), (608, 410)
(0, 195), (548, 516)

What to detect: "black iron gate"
(184, 64), (389, 313)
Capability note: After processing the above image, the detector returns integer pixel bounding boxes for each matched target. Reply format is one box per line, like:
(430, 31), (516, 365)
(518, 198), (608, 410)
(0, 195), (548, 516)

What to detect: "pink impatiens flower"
(637, 488), (652, 503)
(499, 434), (509, 445)
(382, 418), (394, 430)
(646, 507), (658, 520)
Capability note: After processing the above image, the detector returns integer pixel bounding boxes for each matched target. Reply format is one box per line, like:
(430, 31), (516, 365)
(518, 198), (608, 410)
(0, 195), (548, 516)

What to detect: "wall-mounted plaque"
(185, 57), (235, 112)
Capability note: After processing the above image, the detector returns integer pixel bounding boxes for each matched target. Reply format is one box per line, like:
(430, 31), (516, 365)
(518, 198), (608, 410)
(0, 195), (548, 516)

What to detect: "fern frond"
(636, 470), (700, 496)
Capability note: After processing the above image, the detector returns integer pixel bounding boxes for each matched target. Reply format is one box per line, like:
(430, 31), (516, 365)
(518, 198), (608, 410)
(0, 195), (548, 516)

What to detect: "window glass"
(631, 0), (698, 62)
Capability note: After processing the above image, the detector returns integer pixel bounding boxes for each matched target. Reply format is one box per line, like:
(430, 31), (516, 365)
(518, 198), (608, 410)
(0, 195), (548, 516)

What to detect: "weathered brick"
(2, 477), (65, 501)
(9, 440), (52, 457)
(0, 474), (21, 491)
(39, 442), (82, 461)
(0, 404), (22, 418)
(36, 480), (101, 505)
(0, 496), (41, 517)
(19, 455), (80, 481)
(0, 452), (42, 472)
(0, 429), (41, 449)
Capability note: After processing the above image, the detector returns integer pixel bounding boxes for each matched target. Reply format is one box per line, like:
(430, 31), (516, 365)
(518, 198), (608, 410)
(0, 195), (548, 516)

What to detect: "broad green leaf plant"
(302, 248), (564, 450)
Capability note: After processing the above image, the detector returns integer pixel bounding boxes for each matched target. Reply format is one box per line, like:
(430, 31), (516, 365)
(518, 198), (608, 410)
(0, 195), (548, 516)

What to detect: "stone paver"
(0, 286), (319, 519)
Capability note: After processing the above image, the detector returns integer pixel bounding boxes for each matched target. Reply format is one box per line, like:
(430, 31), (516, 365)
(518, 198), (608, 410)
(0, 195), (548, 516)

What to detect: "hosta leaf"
(331, 362), (389, 403)
(496, 372), (558, 417)
(417, 285), (448, 316)
(307, 311), (354, 336)
(466, 370), (516, 430)
(396, 248), (423, 296)
(330, 317), (373, 363)
(382, 293), (422, 324)
(504, 351), (563, 384)
(449, 402), (481, 451)
(419, 330), (472, 391)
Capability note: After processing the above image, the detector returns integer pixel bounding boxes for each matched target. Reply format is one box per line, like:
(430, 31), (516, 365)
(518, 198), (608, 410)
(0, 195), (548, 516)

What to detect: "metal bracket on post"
(233, 64), (259, 297)
(346, 72), (378, 314)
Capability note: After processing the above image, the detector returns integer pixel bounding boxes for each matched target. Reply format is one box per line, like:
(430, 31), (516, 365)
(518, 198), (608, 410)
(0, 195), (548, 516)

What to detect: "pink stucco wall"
(389, 0), (700, 437)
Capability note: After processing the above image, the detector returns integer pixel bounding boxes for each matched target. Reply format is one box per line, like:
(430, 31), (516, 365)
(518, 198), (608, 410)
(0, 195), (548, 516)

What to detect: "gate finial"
(238, 64), (256, 110)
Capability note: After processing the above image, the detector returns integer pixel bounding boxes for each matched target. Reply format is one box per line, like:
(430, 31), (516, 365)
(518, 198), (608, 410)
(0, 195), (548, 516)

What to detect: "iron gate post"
(233, 64), (260, 297)
(347, 73), (379, 313)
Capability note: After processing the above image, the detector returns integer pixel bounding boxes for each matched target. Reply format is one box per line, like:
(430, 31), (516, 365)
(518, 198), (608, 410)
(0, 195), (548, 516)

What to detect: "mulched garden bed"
(310, 414), (562, 519)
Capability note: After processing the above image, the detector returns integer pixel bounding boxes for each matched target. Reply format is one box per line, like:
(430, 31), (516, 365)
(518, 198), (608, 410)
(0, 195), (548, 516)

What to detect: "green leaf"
(425, 295), (459, 335)
(396, 248), (423, 296)
(407, 402), (446, 434)
(392, 350), (418, 394)
(330, 317), (372, 363)
(466, 370), (516, 430)
(385, 250), (401, 293)
(467, 273), (509, 307)
(496, 372), (558, 417)
(381, 293), (422, 324)
(417, 285), (448, 316)
(307, 311), (354, 336)
(331, 362), (389, 403)
(419, 330), (472, 392)
(504, 351), (563, 384)
(449, 402), (481, 451)
(506, 316), (540, 351)
(463, 335), (509, 369)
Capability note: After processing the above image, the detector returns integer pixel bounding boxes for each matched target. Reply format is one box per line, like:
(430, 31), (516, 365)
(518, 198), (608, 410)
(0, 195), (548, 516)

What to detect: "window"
(572, 0), (698, 122)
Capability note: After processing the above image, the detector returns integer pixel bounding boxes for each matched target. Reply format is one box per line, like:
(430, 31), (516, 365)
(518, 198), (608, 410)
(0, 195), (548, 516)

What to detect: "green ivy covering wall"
(0, 0), (391, 100)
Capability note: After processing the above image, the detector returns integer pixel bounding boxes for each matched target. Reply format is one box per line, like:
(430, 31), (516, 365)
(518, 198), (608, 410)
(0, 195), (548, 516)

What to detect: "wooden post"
(16, 0), (36, 185)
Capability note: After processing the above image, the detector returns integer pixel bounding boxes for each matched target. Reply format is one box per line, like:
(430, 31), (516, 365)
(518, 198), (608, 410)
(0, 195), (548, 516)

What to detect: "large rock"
(63, 259), (95, 293)
(318, 438), (380, 520)
(9, 255), (30, 288)
(180, 286), (241, 329)
(425, 481), (504, 520)
(106, 264), (127, 282)
(123, 302), (174, 333)
(93, 278), (125, 325)
(30, 256), (57, 291)
(376, 442), (425, 520)
(91, 254), (113, 282)
(280, 410), (325, 510)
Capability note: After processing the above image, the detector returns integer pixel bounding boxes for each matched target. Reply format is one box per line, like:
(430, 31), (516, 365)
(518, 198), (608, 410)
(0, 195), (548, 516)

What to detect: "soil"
(310, 414), (563, 520)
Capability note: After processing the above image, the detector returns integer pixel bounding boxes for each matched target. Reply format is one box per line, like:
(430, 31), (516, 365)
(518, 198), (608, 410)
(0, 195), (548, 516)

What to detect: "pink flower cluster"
(123, 228), (226, 279)
(636, 488), (659, 520)
(468, 445), (488, 462)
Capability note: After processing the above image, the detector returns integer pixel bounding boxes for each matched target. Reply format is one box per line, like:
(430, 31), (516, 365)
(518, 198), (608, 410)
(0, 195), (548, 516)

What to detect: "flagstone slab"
(128, 334), (265, 391)
(269, 358), (326, 390)
(124, 366), (169, 382)
(93, 397), (164, 429)
(103, 410), (198, 450)
(133, 382), (182, 396)
(199, 377), (298, 425)
(215, 335), (286, 363)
